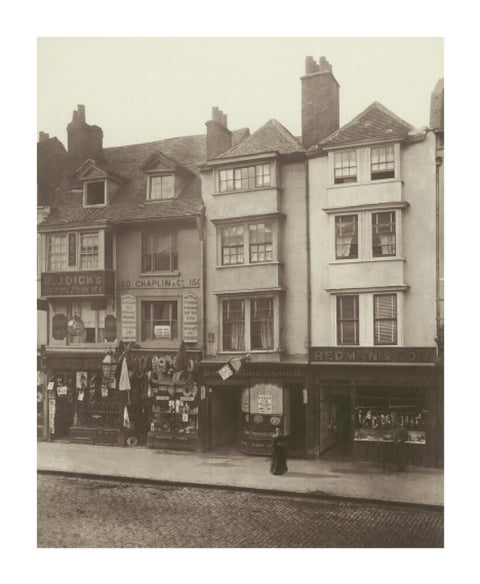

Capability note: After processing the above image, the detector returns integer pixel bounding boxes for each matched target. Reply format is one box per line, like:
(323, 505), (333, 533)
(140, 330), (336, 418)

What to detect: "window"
(220, 221), (275, 266)
(221, 226), (244, 265)
(334, 151), (357, 184)
(250, 297), (274, 350)
(249, 223), (273, 263)
(80, 233), (99, 269)
(84, 181), (106, 206)
(222, 296), (275, 352)
(142, 232), (177, 272)
(335, 215), (358, 259)
(337, 295), (359, 345)
(371, 146), (395, 180)
(141, 301), (178, 341)
(149, 175), (174, 200)
(374, 294), (397, 345)
(372, 212), (396, 257)
(47, 234), (67, 271)
(218, 164), (271, 193)
(223, 299), (245, 351)
(67, 300), (105, 344)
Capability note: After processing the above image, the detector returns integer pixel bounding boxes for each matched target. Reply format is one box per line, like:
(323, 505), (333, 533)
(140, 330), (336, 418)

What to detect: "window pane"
(374, 294), (397, 345)
(85, 182), (105, 205)
(372, 212), (396, 257)
(150, 175), (174, 200)
(371, 146), (395, 180)
(251, 297), (273, 350)
(47, 234), (67, 271)
(223, 299), (245, 351)
(337, 296), (359, 345)
(141, 301), (178, 341)
(335, 215), (358, 259)
(80, 233), (99, 269)
(221, 226), (244, 265)
(143, 232), (175, 272)
(249, 223), (273, 263)
(334, 151), (357, 184)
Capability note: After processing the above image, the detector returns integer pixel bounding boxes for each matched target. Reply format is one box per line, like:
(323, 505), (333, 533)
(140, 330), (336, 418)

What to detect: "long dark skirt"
(270, 441), (288, 475)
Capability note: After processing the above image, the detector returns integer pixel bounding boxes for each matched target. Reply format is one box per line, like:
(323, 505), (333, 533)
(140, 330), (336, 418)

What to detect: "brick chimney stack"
(301, 56), (340, 149)
(206, 106), (232, 159)
(67, 104), (103, 172)
(38, 131), (50, 142)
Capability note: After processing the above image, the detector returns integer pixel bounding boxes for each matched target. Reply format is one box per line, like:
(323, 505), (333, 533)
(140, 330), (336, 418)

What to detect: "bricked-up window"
(223, 299), (245, 351)
(374, 294), (397, 345)
(251, 297), (274, 350)
(335, 215), (358, 259)
(141, 301), (178, 341)
(371, 146), (395, 180)
(85, 181), (106, 206)
(334, 151), (357, 184)
(372, 212), (396, 257)
(47, 234), (67, 271)
(79, 233), (99, 270)
(249, 223), (273, 263)
(149, 175), (174, 200)
(142, 232), (178, 272)
(218, 164), (271, 193)
(337, 295), (359, 345)
(221, 225), (244, 265)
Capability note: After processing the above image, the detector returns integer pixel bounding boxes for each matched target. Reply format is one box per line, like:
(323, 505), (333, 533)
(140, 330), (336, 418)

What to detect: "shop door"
(287, 387), (306, 458)
(209, 386), (239, 450)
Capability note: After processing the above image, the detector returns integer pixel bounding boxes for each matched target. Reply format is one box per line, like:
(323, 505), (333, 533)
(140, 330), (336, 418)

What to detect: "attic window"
(148, 175), (174, 200)
(84, 181), (106, 206)
(371, 146), (395, 180)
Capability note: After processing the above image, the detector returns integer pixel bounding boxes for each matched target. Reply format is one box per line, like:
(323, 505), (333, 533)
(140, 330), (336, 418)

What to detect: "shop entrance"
(319, 385), (352, 459)
(208, 386), (240, 451)
(287, 386), (306, 458)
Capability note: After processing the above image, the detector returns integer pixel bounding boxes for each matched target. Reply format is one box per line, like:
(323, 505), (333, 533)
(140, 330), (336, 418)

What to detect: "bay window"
(372, 212), (396, 257)
(335, 215), (358, 259)
(218, 163), (271, 193)
(220, 221), (276, 266)
(80, 233), (99, 269)
(221, 226), (244, 265)
(371, 146), (395, 180)
(222, 296), (275, 352)
(47, 234), (67, 271)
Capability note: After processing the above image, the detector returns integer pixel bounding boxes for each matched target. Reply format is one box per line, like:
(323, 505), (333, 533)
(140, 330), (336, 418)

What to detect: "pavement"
(37, 441), (444, 508)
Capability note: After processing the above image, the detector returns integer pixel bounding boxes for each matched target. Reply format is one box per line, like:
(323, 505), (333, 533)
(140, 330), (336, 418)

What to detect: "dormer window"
(334, 151), (357, 184)
(218, 164), (271, 193)
(371, 146), (395, 180)
(148, 174), (174, 200)
(84, 180), (106, 206)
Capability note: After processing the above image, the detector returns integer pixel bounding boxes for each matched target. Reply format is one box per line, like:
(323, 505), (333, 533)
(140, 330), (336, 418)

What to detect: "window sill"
(213, 185), (276, 196)
(145, 197), (177, 203)
(327, 178), (403, 190)
(329, 257), (405, 265)
(216, 261), (280, 269)
(140, 271), (180, 277)
(217, 350), (283, 355)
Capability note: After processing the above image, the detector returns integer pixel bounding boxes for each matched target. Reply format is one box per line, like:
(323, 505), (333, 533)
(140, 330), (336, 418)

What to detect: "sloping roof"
(39, 128), (249, 228)
(216, 119), (304, 159)
(37, 137), (67, 206)
(319, 102), (414, 148)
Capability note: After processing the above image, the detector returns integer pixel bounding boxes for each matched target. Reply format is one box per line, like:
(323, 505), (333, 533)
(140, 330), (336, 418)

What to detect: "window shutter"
(68, 233), (76, 266)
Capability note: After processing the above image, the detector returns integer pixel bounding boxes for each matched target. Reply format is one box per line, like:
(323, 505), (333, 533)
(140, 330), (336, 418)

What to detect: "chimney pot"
(77, 104), (86, 123)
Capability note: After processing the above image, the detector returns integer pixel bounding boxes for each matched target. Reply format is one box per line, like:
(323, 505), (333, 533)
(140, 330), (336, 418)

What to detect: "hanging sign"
(104, 314), (117, 342)
(182, 293), (198, 343)
(121, 295), (137, 342)
(154, 325), (171, 339)
(52, 314), (67, 340)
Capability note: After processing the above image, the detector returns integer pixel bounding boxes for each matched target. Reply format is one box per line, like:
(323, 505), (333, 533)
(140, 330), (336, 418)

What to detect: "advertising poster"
(121, 295), (137, 341)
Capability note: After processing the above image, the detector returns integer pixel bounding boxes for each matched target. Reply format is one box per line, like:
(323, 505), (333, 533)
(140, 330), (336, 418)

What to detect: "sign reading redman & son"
(310, 347), (437, 363)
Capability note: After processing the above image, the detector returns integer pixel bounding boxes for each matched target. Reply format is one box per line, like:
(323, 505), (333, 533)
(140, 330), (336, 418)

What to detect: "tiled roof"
(39, 128), (249, 228)
(216, 119), (304, 159)
(319, 102), (414, 148)
(37, 137), (67, 206)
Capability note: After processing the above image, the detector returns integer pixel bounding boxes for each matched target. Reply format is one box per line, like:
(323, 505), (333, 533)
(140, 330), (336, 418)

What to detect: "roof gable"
(320, 102), (414, 148)
(77, 160), (109, 181)
(217, 119), (303, 159)
(141, 151), (182, 174)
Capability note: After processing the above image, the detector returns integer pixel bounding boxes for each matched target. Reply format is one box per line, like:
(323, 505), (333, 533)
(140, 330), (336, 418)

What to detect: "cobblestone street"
(37, 474), (443, 548)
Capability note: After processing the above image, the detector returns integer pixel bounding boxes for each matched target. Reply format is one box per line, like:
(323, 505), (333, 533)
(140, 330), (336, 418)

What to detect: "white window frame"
(141, 231), (178, 274)
(217, 220), (278, 267)
(45, 230), (103, 272)
(140, 298), (179, 342)
(216, 163), (273, 194)
(83, 180), (107, 207)
(219, 295), (279, 353)
(147, 174), (175, 201)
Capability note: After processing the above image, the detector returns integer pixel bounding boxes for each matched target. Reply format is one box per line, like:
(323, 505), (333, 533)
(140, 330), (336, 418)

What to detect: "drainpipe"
(304, 154), (312, 457)
(435, 150), (443, 351)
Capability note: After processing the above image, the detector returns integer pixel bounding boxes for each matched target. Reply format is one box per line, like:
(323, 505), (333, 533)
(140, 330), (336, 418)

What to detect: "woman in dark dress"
(270, 427), (288, 475)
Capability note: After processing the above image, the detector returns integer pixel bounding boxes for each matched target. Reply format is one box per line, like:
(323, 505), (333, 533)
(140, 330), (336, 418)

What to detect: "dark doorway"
(209, 386), (240, 450)
(287, 386), (306, 458)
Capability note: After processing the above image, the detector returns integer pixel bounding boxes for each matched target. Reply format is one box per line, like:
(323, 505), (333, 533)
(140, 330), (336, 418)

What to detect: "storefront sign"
(183, 293), (198, 343)
(104, 314), (117, 342)
(154, 325), (171, 339)
(41, 270), (115, 297)
(118, 278), (201, 289)
(258, 395), (273, 414)
(121, 295), (137, 342)
(310, 347), (437, 364)
(52, 314), (67, 340)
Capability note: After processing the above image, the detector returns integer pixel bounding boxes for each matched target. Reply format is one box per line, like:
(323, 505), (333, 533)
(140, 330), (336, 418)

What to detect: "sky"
(37, 37), (443, 148)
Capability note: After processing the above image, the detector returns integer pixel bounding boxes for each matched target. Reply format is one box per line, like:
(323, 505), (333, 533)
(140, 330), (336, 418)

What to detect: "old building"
(305, 57), (444, 466)
(37, 106), (248, 449)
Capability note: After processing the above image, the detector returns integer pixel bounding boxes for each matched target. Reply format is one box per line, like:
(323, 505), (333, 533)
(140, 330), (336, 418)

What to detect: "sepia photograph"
(34, 35), (445, 550)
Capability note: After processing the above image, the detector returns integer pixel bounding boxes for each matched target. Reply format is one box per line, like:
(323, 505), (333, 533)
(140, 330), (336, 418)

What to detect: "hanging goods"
(119, 358), (131, 391)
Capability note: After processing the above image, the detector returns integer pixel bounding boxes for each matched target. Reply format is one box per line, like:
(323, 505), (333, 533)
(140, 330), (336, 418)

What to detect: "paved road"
(37, 474), (443, 548)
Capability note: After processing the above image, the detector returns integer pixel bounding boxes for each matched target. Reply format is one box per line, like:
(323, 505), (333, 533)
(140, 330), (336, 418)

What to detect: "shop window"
(222, 296), (275, 352)
(80, 232), (99, 269)
(218, 163), (271, 193)
(334, 150), (357, 184)
(373, 294), (397, 345)
(150, 386), (199, 436)
(141, 301), (178, 341)
(47, 234), (67, 271)
(84, 181), (106, 206)
(372, 212), (396, 257)
(371, 146), (395, 180)
(337, 295), (359, 345)
(142, 232), (178, 272)
(335, 215), (358, 259)
(148, 174), (174, 200)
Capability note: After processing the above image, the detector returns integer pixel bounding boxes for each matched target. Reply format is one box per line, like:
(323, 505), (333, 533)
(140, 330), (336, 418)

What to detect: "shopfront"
(200, 362), (308, 457)
(309, 346), (442, 467)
